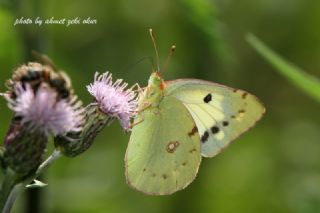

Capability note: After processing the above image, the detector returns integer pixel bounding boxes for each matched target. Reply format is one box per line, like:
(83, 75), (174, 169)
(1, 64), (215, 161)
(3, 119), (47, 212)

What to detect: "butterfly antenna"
(119, 56), (154, 73)
(149, 28), (160, 72)
(163, 45), (176, 74)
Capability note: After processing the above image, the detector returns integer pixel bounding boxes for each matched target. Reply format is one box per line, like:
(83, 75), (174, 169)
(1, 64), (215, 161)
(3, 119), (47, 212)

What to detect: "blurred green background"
(1, 0), (320, 212)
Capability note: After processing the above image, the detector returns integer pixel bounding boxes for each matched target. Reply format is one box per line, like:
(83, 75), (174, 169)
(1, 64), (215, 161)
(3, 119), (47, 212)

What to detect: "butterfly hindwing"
(125, 97), (201, 195)
(165, 79), (265, 158)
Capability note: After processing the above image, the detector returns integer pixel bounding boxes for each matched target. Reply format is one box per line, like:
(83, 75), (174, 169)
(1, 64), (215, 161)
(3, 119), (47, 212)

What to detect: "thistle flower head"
(6, 83), (83, 136)
(86, 72), (138, 130)
(1, 60), (85, 177)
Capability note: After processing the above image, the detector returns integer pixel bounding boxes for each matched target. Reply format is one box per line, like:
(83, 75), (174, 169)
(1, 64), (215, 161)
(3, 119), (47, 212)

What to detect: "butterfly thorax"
(139, 72), (165, 109)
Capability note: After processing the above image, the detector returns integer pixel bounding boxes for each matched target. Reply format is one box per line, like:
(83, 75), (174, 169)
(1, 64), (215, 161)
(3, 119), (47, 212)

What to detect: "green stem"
(0, 149), (62, 213)
(0, 172), (17, 213)
(2, 184), (23, 213)
(36, 149), (62, 176)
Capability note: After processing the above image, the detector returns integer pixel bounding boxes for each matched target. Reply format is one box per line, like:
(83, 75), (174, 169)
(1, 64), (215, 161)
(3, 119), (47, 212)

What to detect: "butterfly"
(125, 29), (265, 195)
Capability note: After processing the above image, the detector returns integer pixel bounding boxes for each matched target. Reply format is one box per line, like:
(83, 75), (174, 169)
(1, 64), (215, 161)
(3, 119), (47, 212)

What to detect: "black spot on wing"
(222, 121), (229, 126)
(211, 126), (220, 134)
(242, 92), (248, 99)
(166, 141), (180, 153)
(189, 148), (197, 153)
(201, 131), (209, 143)
(188, 126), (198, 137)
(203, 93), (212, 103)
(239, 109), (246, 113)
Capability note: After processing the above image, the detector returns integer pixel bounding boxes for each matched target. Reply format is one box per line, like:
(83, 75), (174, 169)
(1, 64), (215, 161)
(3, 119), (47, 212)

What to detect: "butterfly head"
(142, 71), (165, 106)
(148, 71), (163, 86)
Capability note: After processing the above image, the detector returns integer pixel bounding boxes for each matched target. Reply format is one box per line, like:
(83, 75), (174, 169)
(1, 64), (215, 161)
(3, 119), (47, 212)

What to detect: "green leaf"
(246, 33), (320, 104)
(26, 179), (47, 188)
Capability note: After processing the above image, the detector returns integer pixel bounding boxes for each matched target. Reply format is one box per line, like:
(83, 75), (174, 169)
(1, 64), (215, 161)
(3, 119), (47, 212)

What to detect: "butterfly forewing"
(125, 97), (201, 195)
(165, 79), (265, 158)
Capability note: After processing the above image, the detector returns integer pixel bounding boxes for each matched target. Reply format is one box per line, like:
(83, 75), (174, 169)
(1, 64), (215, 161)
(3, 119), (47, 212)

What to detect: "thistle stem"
(2, 183), (23, 213)
(0, 149), (62, 213)
(36, 149), (62, 176)
(0, 173), (17, 213)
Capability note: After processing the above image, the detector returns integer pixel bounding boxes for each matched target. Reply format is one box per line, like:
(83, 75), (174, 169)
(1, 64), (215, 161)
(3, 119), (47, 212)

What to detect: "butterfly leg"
(130, 102), (152, 128)
(130, 83), (142, 92)
(130, 117), (144, 128)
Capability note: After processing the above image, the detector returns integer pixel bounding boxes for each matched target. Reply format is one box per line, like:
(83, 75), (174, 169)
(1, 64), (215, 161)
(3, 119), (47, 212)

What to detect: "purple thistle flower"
(86, 72), (138, 130)
(6, 83), (83, 136)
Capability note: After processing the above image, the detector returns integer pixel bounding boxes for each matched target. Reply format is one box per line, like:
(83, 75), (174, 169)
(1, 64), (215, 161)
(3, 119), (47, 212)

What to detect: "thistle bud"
(54, 104), (113, 157)
(3, 118), (47, 178)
